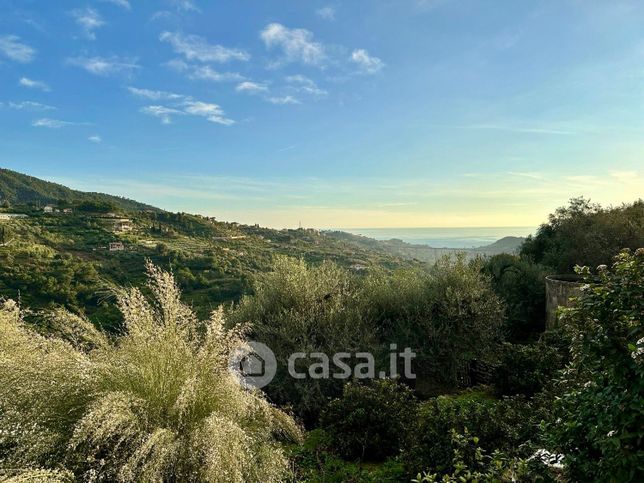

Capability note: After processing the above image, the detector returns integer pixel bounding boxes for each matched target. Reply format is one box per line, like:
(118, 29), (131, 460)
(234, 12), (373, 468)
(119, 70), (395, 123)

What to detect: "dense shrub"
(233, 255), (505, 421)
(546, 249), (644, 481)
(0, 263), (301, 482)
(492, 338), (564, 397)
(320, 379), (417, 461)
(360, 255), (505, 388)
(521, 197), (644, 273)
(413, 431), (554, 482)
(403, 391), (538, 476)
(231, 256), (374, 423)
(290, 429), (406, 482)
(482, 254), (551, 342)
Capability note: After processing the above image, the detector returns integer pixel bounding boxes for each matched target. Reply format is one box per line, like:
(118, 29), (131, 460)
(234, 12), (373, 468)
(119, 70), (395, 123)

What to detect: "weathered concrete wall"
(545, 275), (583, 329)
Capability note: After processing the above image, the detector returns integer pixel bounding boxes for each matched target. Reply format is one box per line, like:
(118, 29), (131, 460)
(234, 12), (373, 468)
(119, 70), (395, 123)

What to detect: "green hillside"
(0, 170), (413, 330)
(0, 168), (160, 212)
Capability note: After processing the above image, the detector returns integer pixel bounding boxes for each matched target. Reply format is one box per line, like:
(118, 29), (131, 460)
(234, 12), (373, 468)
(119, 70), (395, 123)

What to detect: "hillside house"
(63, 208), (73, 214)
(109, 242), (125, 252)
(113, 219), (133, 233)
(43, 205), (54, 213)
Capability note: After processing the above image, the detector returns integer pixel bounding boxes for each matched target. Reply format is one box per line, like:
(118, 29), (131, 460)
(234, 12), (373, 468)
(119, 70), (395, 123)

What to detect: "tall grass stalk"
(0, 262), (301, 482)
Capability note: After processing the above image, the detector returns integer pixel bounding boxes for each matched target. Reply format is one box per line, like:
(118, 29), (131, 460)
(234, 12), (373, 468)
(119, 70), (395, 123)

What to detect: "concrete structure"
(43, 205), (54, 213)
(109, 242), (125, 252)
(113, 219), (133, 233)
(545, 274), (584, 329)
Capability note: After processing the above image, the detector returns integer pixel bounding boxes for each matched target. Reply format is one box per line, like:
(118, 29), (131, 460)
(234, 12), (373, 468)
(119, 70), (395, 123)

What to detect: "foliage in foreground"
(320, 379), (417, 461)
(0, 263), (301, 482)
(546, 249), (644, 481)
(403, 391), (540, 477)
(413, 430), (553, 483)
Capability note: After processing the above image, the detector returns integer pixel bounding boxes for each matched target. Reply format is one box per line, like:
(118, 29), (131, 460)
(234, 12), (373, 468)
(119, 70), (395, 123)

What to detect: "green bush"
(231, 256), (374, 423)
(546, 249), (644, 481)
(290, 429), (406, 482)
(482, 254), (551, 342)
(413, 430), (554, 482)
(403, 391), (538, 476)
(320, 379), (417, 461)
(360, 255), (505, 388)
(492, 338), (564, 397)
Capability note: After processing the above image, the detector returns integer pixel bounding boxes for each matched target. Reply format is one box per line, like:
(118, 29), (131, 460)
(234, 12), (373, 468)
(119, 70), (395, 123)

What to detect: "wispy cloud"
(0, 35), (35, 63)
(140, 105), (184, 124)
(316, 6), (336, 21)
(236, 81), (268, 94)
(127, 86), (186, 100)
(170, 0), (200, 12)
(188, 65), (244, 82)
(67, 56), (140, 77)
(267, 95), (300, 105)
(88, 135), (103, 143)
(141, 100), (234, 125)
(70, 8), (105, 40)
(159, 31), (249, 63)
(101, 0), (131, 10)
(183, 100), (234, 125)
(260, 23), (326, 67)
(32, 118), (85, 129)
(285, 75), (328, 97)
(452, 124), (577, 135)
(18, 77), (50, 91)
(350, 49), (385, 74)
(6, 101), (55, 111)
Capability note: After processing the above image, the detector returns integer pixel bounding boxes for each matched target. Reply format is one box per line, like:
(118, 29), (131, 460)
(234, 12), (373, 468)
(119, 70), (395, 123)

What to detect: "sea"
(339, 227), (536, 249)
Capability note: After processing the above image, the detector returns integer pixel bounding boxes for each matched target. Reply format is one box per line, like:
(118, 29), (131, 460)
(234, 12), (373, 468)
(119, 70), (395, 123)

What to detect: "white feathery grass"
(0, 262), (301, 482)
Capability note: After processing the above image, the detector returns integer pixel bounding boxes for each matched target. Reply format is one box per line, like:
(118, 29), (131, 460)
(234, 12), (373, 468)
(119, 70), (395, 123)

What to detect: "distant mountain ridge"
(325, 231), (525, 263)
(0, 168), (160, 212)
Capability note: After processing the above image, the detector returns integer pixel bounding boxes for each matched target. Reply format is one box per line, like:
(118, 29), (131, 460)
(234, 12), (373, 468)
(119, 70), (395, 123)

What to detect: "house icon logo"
(228, 341), (277, 389)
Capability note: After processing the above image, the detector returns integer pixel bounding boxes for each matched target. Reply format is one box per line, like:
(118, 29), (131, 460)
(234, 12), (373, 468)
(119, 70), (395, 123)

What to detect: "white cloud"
(18, 77), (50, 91)
(7, 101), (55, 111)
(260, 23), (326, 66)
(183, 100), (234, 125)
(164, 58), (189, 71)
(88, 135), (102, 143)
(32, 118), (77, 129)
(316, 6), (336, 21)
(0, 35), (35, 63)
(267, 95), (300, 105)
(285, 75), (328, 96)
(70, 8), (105, 40)
(141, 100), (235, 126)
(67, 56), (140, 76)
(350, 49), (384, 74)
(189, 65), (244, 82)
(140, 105), (184, 124)
(236, 81), (268, 94)
(159, 31), (249, 63)
(101, 0), (131, 9)
(127, 86), (186, 100)
(170, 0), (200, 12)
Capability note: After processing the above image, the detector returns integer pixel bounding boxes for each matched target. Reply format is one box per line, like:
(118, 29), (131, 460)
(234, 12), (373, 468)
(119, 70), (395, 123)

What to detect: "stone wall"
(545, 275), (583, 329)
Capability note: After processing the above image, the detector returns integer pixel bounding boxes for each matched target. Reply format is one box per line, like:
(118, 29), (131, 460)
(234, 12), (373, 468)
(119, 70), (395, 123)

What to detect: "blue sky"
(0, 0), (642, 228)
